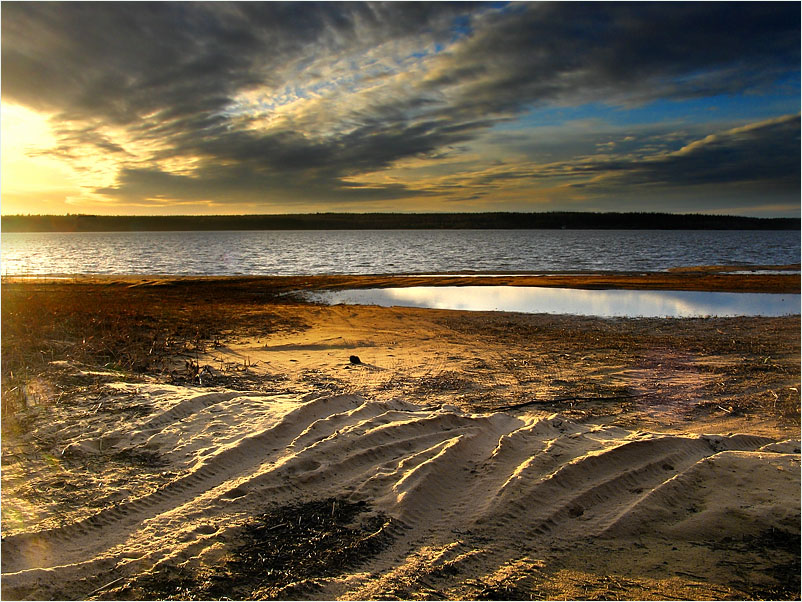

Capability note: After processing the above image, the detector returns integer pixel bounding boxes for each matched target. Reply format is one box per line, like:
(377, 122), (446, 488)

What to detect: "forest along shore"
(1, 274), (799, 600)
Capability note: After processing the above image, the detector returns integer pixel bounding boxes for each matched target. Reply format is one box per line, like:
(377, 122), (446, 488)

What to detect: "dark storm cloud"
(95, 162), (419, 206)
(2, 2), (470, 123)
(628, 115), (801, 189)
(431, 2), (800, 116)
(415, 115), (801, 205)
(2, 2), (799, 206)
(560, 115), (801, 192)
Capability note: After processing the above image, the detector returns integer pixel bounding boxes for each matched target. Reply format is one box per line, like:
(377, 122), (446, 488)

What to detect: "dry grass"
(1, 281), (305, 436)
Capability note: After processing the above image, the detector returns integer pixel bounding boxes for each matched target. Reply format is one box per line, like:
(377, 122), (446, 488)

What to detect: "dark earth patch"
(105, 498), (400, 600)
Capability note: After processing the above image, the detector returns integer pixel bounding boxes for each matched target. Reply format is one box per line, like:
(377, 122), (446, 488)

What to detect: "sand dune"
(2, 382), (798, 600)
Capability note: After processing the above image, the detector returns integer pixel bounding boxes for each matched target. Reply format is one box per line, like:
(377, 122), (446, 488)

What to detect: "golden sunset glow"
(1, 3), (799, 216)
(1, 104), (82, 213)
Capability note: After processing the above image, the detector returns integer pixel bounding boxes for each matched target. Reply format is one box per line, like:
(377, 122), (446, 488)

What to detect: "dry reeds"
(1, 280), (303, 431)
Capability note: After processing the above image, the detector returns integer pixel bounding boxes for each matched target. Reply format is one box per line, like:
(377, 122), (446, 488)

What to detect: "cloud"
(565, 114), (801, 191)
(373, 114), (801, 212)
(2, 3), (469, 123)
(1, 2), (799, 211)
(420, 3), (800, 115)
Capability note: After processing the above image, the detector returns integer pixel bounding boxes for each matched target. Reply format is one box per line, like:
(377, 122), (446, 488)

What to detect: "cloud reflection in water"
(307, 286), (800, 318)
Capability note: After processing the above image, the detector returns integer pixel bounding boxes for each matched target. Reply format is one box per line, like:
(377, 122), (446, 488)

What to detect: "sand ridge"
(1, 379), (798, 600)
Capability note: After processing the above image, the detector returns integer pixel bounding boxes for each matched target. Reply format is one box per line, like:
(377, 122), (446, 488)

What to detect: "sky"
(1, 2), (800, 217)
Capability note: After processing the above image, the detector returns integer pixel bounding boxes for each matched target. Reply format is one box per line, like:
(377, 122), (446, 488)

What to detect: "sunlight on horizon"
(1, 3), (798, 217)
(1, 104), (84, 214)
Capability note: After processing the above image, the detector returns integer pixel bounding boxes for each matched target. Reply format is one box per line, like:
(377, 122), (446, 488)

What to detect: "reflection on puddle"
(306, 286), (800, 318)
(727, 270), (801, 275)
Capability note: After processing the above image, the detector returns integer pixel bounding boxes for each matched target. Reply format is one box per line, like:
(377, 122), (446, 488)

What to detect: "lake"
(1, 229), (799, 276)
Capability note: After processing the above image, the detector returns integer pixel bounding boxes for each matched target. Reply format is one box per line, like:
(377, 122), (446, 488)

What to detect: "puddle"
(305, 286), (800, 318)
(726, 270), (801, 275)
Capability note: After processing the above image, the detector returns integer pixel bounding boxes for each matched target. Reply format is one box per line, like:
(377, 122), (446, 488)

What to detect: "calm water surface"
(306, 287), (800, 318)
(1, 229), (799, 275)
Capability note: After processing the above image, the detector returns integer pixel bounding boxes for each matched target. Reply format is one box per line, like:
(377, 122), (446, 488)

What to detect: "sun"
(1, 103), (82, 214)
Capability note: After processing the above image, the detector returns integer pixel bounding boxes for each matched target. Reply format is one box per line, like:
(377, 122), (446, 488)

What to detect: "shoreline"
(2, 264), (800, 293)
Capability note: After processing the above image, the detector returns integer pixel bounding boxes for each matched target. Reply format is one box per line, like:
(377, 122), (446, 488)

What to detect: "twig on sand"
(491, 393), (644, 412)
(86, 575), (127, 598)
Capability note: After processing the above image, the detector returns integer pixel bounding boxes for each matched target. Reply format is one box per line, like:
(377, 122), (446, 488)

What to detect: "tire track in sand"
(1, 394), (364, 574)
(2, 388), (796, 601)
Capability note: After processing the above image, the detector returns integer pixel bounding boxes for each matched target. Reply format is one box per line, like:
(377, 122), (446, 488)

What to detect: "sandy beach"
(1, 274), (799, 600)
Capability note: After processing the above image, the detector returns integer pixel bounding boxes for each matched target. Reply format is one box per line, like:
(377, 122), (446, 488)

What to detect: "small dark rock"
(349, 355), (362, 365)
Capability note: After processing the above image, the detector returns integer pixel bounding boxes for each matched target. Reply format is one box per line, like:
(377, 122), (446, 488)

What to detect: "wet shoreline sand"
(4, 264), (799, 293)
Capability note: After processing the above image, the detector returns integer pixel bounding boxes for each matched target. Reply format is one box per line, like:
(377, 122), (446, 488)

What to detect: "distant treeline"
(2, 212), (799, 232)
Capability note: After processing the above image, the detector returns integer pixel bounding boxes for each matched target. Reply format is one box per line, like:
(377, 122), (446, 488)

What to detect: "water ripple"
(1, 229), (799, 276)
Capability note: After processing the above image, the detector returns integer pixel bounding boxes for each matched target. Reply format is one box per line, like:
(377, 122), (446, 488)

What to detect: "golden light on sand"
(1, 279), (799, 599)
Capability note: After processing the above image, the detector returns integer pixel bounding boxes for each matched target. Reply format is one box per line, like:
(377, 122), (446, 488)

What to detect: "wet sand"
(1, 272), (799, 600)
(6, 265), (800, 292)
